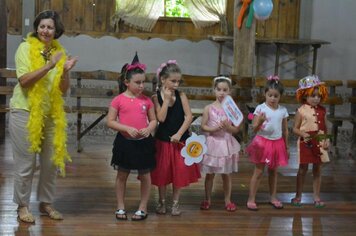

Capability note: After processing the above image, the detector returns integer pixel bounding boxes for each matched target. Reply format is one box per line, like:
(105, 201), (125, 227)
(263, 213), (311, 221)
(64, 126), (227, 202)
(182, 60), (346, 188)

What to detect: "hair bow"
(156, 60), (178, 78)
(126, 63), (146, 72)
(267, 75), (280, 81)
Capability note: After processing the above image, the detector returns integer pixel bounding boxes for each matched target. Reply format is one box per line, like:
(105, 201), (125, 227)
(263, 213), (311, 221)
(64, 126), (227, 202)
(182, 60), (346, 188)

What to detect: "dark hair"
(118, 64), (145, 93)
(264, 78), (284, 95)
(158, 63), (181, 80)
(32, 10), (64, 39)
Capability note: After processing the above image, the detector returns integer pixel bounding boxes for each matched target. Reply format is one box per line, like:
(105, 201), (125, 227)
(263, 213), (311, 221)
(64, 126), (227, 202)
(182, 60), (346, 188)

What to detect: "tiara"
(213, 76), (232, 84)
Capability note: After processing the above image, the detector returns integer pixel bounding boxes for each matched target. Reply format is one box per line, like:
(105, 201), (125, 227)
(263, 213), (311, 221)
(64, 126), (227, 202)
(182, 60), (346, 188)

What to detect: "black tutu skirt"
(111, 132), (156, 172)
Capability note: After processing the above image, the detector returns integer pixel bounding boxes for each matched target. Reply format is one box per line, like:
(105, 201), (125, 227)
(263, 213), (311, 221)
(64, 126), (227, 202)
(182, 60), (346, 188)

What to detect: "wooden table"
(208, 35), (330, 75)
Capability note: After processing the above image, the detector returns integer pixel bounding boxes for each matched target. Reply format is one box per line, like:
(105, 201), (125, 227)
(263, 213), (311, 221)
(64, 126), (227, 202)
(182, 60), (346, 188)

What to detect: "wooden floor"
(1, 133), (356, 236)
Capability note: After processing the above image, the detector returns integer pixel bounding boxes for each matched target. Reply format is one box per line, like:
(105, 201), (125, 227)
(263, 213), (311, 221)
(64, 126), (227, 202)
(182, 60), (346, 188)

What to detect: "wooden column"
(232, 0), (255, 77)
(233, 0), (255, 144)
(0, 0), (7, 141)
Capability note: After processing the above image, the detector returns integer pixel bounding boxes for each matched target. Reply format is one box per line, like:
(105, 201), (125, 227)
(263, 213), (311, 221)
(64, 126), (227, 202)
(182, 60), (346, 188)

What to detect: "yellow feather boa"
(27, 35), (71, 176)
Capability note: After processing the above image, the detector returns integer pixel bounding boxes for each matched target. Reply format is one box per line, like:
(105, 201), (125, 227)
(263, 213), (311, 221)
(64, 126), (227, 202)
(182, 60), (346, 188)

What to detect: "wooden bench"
(69, 70), (155, 152)
(333, 80), (356, 149)
(0, 68), (16, 140)
(254, 77), (344, 146)
(0, 68), (154, 151)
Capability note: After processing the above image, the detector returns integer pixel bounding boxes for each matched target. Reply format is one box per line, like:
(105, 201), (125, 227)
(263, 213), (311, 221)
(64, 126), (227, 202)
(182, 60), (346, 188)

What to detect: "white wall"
(7, 34), (226, 76)
(6, 0), (356, 80)
(310, 0), (356, 80)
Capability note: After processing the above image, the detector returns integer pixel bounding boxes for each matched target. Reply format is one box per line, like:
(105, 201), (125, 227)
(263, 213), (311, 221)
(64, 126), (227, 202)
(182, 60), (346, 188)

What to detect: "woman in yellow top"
(9, 10), (77, 223)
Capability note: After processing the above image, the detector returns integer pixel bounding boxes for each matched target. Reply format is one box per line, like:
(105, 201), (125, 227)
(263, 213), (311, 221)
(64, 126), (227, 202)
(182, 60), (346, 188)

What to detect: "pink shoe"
(225, 202), (237, 212)
(269, 200), (284, 209)
(200, 200), (210, 210)
(247, 202), (258, 211)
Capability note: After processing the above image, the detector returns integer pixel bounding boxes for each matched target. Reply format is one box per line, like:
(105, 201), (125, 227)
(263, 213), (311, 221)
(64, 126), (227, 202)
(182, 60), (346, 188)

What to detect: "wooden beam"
(233, 0), (255, 77)
(0, 0), (7, 141)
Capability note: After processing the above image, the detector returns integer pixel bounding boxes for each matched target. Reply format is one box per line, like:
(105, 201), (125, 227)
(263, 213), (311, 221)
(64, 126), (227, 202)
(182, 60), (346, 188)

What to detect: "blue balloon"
(253, 0), (273, 20)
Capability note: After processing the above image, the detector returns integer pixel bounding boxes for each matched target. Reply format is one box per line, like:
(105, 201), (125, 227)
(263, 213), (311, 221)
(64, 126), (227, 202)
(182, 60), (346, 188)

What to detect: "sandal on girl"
(156, 200), (167, 214)
(39, 204), (63, 220)
(225, 202), (237, 212)
(314, 200), (326, 208)
(247, 202), (258, 211)
(291, 197), (302, 207)
(269, 200), (284, 209)
(131, 210), (148, 221)
(18, 206), (35, 223)
(200, 200), (210, 210)
(115, 209), (127, 220)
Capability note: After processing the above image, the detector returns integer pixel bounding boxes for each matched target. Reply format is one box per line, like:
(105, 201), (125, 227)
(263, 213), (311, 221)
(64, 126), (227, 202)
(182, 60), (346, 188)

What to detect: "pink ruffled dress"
(200, 106), (240, 174)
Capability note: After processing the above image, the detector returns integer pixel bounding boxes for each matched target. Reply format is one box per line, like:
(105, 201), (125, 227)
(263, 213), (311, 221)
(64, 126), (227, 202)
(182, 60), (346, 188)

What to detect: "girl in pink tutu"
(199, 76), (241, 212)
(246, 76), (289, 211)
(150, 60), (201, 216)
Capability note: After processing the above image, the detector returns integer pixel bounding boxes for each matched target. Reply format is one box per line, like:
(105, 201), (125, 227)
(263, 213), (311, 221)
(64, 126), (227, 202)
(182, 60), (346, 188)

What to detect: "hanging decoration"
(236, 0), (252, 29)
(253, 0), (273, 20)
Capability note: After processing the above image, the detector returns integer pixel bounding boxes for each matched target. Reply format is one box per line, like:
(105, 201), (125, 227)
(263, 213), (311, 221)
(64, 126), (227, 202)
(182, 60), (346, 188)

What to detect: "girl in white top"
(246, 76), (289, 211)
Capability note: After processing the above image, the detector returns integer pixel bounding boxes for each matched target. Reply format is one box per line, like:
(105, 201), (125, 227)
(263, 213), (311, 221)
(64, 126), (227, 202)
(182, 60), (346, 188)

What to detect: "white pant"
(9, 109), (58, 206)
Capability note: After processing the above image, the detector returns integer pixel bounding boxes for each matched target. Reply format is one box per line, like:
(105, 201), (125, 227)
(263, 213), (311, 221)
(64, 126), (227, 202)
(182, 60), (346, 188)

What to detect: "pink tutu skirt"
(246, 135), (288, 169)
(200, 135), (240, 174)
(151, 140), (201, 188)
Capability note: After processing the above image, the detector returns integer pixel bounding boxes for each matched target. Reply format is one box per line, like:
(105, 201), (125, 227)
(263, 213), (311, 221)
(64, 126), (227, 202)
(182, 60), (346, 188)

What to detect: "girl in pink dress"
(246, 76), (289, 211)
(291, 75), (329, 208)
(199, 76), (241, 212)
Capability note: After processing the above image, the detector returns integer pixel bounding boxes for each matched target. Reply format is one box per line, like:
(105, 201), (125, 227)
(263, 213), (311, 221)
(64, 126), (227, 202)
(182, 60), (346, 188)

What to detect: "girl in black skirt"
(107, 55), (157, 221)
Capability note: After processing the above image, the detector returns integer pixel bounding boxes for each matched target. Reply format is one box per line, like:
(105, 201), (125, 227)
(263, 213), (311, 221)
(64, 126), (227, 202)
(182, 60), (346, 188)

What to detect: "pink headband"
(156, 60), (177, 78)
(267, 75), (280, 81)
(126, 63), (147, 72)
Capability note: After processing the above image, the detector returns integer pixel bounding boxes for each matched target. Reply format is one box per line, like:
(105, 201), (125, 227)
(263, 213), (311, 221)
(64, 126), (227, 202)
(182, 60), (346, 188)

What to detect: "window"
(163, 0), (190, 18)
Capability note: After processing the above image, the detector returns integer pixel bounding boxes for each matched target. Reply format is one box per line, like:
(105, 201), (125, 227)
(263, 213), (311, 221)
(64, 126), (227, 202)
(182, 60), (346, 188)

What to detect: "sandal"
(247, 202), (258, 211)
(17, 206), (35, 223)
(291, 197), (302, 207)
(225, 202), (237, 212)
(131, 210), (148, 221)
(39, 203), (63, 220)
(155, 200), (167, 214)
(269, 200), (284, 209)
(314, 200), (326, 208)
(171, 201), (181, 216)
(200, 200), (210, 210)
(115, 209), (127, 220)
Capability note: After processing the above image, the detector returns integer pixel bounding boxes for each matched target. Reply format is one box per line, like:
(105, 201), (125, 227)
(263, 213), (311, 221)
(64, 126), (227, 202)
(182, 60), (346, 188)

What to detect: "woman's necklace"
(40, 46), (55, 62)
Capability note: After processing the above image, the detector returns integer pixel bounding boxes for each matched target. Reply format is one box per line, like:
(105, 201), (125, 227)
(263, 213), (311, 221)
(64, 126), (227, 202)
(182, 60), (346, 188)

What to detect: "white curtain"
(111, 0), (164, 32)
(185, 0), (228, 35)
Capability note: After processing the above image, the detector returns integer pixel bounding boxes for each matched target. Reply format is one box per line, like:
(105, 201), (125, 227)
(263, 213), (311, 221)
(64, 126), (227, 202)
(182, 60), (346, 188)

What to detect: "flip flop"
(200, 200), (210, 210)
(269, 200), (284, 209)
(314, 200), (326, 208)
(291, 197), (302, 207)
(115, 209), (127, 220)
(225, 202), (237, 212)
(247, 202), (258, 211)
(131, 210), (148, 221)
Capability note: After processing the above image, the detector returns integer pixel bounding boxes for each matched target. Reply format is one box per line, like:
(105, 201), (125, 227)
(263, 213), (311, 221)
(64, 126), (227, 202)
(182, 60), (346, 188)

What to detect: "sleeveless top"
(155, 90), (190, 142)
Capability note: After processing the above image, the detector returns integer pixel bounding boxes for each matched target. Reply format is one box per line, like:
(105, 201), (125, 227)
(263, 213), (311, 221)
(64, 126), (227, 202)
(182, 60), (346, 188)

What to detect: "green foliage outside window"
(164, 0), (190, 17)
